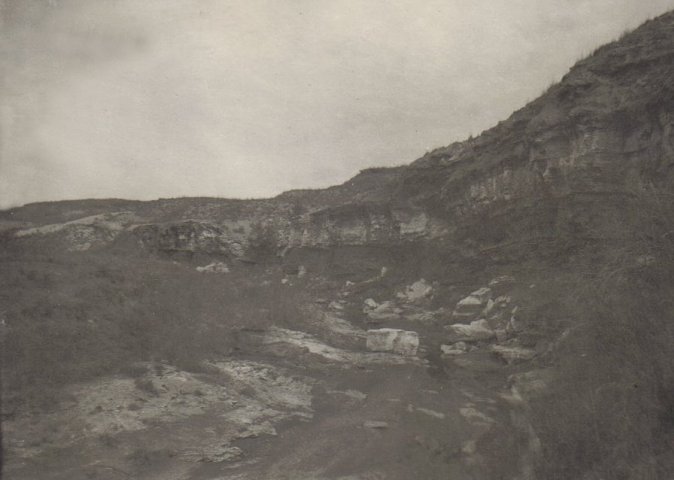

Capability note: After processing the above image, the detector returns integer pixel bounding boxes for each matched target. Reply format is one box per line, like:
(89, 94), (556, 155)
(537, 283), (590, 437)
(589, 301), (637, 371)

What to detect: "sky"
(1, 0), (674, 208)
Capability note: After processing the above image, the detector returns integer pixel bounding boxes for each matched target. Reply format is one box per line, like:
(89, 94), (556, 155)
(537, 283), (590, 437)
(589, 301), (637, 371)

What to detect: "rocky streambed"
(3, 276), (546, 480)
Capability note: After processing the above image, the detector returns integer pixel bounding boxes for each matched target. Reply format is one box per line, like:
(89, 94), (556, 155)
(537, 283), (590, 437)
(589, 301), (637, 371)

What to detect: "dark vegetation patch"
(525, 193), (674, 479)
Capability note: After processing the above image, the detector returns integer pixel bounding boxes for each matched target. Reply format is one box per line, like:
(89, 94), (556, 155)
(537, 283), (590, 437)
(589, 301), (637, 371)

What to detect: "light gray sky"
(2, 0), (673, 208)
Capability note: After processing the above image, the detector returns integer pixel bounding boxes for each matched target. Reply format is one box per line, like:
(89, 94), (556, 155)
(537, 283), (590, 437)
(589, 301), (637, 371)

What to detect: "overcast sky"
(1, 0), (673, 208)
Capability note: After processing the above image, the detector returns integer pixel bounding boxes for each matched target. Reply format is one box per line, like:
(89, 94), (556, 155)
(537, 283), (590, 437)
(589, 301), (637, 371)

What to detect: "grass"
(0, 248), (308, 412)
(525, 192), (674, 479)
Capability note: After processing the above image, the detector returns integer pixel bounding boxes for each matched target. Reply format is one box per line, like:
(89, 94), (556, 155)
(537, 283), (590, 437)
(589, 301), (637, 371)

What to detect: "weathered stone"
(366, 301), (402, 322)
(195, 261), (230, 273)
(397, 279), (434, 303)
(363, 298), (379, 309)
(329, 300), (345, 311)
(453, 287), (492, 319)
(366, 328), (419, 356)
(489, 345), (536, 364)
(483, 298), (495, 316)
(415, 407), (445, 419)
(405, 311), (438, 324)
(446, 319), (495, 342)
(440, 342), (469, 356)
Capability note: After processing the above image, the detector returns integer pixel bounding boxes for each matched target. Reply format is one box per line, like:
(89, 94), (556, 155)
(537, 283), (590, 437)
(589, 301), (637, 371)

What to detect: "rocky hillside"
(3, 10), (674, 480)
(3, 12), (674, 263)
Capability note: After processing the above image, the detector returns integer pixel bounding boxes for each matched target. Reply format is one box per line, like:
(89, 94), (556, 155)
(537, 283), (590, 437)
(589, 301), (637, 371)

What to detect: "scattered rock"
(363, 298), (379, 309)
(366, 328), (419, 356)
(483, 298), (496, 316)
(329, 300), (345, 311)
(453, 288), (492, 319)
(195, 262), (230, 273)
(397, 279), (433, 303)
(459, 406), (495, 425)
(366, 301), (402, 322)
(440, 342), (469, 356)
(264, 327), (414, 365)
(181, 444), (242, 463)
(327, 389), (367, 401)
(297, 265), (307, 278)
(415, 407), (446, 419)
(446, 319), (495, 342)
(489, 345), (536, 364)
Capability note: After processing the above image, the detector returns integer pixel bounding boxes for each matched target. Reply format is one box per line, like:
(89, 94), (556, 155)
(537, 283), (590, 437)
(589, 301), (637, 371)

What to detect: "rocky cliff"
(2, 12), (673, 263)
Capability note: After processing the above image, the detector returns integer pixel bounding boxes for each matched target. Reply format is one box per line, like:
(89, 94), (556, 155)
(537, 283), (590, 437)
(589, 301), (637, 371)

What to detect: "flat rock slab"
(366, 328), (419, 356)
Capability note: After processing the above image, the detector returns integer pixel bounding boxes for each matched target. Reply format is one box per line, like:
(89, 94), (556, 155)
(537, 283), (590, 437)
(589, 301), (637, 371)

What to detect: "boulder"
(367, 301), (402, 322)
(440, 342), (469, 356)
(489, 344), (536, 364)
(452, 288), (492, 319)
(328, 300), (345, 311)
(297, 265), (307, 278)
(363, 298), (379, 309)
(397, 279), (433, 303)
(366, 328), (419, 356)
(446, 319), (495, 342)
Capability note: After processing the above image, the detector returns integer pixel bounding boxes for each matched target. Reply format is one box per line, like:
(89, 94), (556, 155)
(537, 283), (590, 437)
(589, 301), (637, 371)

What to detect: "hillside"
(2, 10), (674, 480)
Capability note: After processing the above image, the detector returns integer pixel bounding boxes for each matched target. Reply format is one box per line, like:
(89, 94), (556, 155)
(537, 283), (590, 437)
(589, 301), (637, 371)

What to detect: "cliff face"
(2, 11), (674, 260)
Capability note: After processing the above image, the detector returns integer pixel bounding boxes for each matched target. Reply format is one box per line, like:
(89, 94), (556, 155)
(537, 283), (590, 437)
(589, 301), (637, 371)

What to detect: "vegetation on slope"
(525, 192), (674, 479)
(0, 250), (306, 413)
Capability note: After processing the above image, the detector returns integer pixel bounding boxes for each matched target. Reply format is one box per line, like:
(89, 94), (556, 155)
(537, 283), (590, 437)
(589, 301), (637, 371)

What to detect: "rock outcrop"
(7, 10), (674, 262)
(366, 329), (419, 356)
